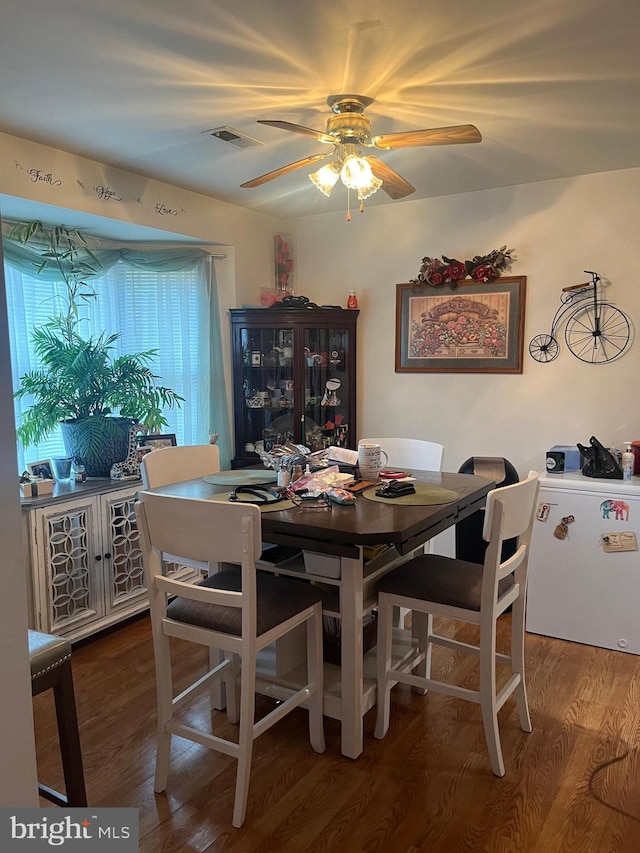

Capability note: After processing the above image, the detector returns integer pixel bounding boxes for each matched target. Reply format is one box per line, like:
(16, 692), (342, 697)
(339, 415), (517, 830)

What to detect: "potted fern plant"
(13, 221), (183, 477)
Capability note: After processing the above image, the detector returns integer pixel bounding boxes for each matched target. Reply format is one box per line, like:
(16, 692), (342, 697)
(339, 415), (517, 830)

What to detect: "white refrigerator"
(526, 471), (640, 655)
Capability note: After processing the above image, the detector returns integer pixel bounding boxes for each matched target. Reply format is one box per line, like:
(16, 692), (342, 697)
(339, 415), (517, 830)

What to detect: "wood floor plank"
(31, 613), (640, 851)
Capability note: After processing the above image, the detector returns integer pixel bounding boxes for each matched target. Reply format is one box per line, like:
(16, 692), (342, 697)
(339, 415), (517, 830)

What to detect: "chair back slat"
(155, 573), (243, 608)
(496, 543), (526, 582)
(482, 471), (539, 543)
(360, 438), (444, 471)
(137, 490), (260, 566)
(141, 444), (220, 489)
(481, 471), (539, 603)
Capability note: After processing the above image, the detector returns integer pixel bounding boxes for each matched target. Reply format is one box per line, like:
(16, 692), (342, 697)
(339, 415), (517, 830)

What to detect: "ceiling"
(1, 0), (640, 222)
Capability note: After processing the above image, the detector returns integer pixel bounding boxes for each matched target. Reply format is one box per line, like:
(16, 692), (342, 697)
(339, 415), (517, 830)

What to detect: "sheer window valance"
(2, 232), (210, 278)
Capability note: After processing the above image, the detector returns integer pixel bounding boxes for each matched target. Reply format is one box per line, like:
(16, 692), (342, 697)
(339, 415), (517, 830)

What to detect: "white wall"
(293, 168), (640, 476)
(0, 205), (38, 805)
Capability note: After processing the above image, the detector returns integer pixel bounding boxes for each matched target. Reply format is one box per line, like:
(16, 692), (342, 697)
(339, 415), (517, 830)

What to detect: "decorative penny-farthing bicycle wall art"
(529, 271), (632, 364)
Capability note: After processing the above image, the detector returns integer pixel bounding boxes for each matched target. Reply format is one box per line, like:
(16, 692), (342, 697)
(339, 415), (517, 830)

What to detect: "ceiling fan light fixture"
(309, 163), (340, 196)
(340, 154), (382, 198)
(241, 94), (479, 213)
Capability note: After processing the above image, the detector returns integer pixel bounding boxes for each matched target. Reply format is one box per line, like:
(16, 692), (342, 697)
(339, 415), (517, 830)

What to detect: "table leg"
(339, 553), (364, 759)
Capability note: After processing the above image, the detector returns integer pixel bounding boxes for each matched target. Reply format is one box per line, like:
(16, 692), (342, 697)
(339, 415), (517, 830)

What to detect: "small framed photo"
(136, 445), (154, 463)
(139, 433), (178, 451)
(27, 459), (54, 480)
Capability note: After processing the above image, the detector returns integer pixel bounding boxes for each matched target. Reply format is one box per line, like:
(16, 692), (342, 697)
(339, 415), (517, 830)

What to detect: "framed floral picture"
(395, 276), (527, 373)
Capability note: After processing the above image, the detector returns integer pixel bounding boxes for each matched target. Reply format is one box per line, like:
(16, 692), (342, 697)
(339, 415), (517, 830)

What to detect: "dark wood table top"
(149, 470), (494, 559)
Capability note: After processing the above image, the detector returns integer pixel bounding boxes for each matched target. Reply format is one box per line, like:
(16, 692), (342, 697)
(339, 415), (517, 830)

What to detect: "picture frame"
(139, 433), (178, 451)
(136, 445), (154, 464)
(395, 276), (527, 374)
(26, 459), (54, 479)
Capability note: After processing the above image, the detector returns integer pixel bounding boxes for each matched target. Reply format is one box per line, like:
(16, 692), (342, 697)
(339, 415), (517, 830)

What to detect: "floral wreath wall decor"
(411, 245), (517, 289)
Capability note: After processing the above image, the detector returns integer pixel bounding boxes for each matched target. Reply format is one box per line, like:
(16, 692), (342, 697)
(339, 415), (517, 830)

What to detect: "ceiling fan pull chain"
(346, 187), (352, 221)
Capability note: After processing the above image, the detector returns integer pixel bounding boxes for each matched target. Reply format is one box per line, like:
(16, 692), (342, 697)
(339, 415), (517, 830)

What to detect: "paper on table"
(327, 447), (359, 466)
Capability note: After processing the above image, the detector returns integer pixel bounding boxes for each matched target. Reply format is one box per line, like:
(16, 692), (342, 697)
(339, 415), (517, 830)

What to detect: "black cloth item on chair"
(456, 457), (519, 564)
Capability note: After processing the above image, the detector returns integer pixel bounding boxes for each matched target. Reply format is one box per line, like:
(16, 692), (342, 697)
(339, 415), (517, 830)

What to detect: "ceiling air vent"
(202, 126), (264, 149)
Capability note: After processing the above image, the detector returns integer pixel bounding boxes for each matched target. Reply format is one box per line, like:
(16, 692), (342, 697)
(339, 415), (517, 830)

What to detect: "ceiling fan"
(240, 94), (482, 205)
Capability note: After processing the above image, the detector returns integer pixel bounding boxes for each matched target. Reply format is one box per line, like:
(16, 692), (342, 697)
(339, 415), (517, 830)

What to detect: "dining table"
(146, 468), (494, 758)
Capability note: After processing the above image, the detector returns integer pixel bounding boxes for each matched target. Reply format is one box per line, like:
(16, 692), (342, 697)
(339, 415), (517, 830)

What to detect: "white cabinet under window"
(22, 481), (200, 642)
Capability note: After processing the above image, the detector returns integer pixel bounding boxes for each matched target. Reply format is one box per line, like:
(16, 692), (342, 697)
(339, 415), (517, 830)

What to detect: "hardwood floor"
(32, 613), (640, 852)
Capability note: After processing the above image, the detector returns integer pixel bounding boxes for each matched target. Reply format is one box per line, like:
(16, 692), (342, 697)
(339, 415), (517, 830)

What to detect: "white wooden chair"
(360, 437), (443, 552)
(140, 443), (220, 489)
(141, 443), (221, 572)
(141, 443), (230, 711)
(360, 437), (443, 472)
(135, 491), (325, 827)
(374, 470), (539, 777)
(361, 438), (445, 627)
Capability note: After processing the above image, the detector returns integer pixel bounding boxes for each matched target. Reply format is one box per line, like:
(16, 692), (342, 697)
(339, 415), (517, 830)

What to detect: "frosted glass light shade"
(340, 155), (382, 199)
(309, 163), (340, 196)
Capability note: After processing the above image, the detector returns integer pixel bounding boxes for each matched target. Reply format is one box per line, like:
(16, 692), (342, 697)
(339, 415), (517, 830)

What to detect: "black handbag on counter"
(577, 436), (623, 479)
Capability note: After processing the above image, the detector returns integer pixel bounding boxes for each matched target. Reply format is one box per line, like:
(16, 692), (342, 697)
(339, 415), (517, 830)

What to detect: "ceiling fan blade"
(366, 156), (415, 200)
(257, 120), (335, 145)
(371, 124), (482, 150)
(240, 153), (330, 188)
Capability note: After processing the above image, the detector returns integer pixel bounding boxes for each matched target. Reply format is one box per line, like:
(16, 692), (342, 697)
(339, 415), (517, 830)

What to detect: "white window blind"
(6, 259), (209, 473)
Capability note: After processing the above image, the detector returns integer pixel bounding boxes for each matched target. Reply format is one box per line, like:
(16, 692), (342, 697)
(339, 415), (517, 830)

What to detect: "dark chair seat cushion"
(376, 554), (514, 612)
(166, 570), (325, 636)
(28, 630), (72, 680)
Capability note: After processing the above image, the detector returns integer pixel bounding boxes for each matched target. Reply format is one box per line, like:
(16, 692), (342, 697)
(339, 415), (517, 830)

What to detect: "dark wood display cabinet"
(230, 306), (358, 468)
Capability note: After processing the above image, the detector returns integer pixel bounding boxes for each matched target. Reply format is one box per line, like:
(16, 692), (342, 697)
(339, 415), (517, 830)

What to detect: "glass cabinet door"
(302, 325), (351, 452)
(238, 325), (296, 452)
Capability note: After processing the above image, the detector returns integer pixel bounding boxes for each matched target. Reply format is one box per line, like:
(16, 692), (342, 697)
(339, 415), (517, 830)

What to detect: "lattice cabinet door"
(99, 486), (147, 614)
(25, 482), (200, 641)
(32, 497), (103, 637)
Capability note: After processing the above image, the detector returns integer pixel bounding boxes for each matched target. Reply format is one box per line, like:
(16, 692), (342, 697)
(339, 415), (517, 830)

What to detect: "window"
(6, 258), (211, 473)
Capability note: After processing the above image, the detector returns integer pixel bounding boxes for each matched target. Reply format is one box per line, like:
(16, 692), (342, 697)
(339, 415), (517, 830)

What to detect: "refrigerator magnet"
(536, 502), (551, 522)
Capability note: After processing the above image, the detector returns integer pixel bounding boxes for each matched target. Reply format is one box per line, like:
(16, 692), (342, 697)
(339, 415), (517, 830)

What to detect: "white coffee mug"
(358, 442), (389, 480)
